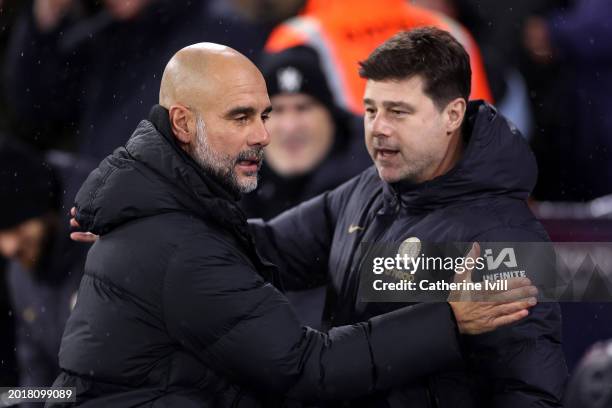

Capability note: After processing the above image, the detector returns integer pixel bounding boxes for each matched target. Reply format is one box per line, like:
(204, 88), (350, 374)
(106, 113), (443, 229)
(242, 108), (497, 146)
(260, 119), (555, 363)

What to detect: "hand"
(69, 207), (98, 243)
(448, 242), (538, 335)
(34, 0), (74, 32)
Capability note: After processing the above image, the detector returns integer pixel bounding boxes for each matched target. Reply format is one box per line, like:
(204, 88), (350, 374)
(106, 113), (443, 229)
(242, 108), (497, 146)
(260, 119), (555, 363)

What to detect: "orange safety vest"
(266, 0), (493, 114)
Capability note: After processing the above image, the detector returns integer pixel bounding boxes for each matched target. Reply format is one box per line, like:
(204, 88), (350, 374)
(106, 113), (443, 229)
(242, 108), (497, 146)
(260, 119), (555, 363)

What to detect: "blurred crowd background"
(0, 0), (611, 405)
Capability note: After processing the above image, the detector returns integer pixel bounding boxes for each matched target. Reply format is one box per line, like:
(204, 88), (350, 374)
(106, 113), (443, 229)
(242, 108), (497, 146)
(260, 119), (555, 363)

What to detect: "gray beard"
(190, 115), (260, 195)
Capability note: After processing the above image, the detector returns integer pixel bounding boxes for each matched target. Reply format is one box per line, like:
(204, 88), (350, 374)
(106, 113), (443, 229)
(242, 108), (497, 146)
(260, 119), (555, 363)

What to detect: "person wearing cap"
(265, 0), (493, 115)
(0, 137), (90, 401)
(242, 45), (370, 221)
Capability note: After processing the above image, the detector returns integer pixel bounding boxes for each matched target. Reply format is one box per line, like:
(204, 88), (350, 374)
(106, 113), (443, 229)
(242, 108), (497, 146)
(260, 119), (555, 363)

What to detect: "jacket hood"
(382, 101), (537, 213)
(74, 105), (246, 235)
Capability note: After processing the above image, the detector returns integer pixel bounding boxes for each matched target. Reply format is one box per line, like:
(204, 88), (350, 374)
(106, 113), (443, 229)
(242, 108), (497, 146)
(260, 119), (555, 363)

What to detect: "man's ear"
(168, 105), (195, 145)
(445, 98), (467, 134)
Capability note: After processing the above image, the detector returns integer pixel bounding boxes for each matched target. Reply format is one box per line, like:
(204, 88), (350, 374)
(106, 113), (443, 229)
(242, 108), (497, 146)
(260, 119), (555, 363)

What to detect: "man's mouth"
(235, 147), (264, 174)
(375, 148), (399, 159)
(236, 157), (262, 173)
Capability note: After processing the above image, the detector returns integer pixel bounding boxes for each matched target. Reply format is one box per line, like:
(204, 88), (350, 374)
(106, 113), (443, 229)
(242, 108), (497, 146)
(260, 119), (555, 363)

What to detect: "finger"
(470, 242), (481, 259)
(453, 266), (473, 284)
(70, 218), (80, 228)
(490, 309), (529, 329)
(492, 297), (537, 317)
(480, 277), (533, 298)
(490, 285), (538, 303)
(464, 242), (480, 282)
(73, 232), (98, 243)
(504, 277), (532, 291)
(454, 242), (480, 282)
(70, 207), (76, 217)
(70, 232), (98, 243)
(463, 242), (480, 266)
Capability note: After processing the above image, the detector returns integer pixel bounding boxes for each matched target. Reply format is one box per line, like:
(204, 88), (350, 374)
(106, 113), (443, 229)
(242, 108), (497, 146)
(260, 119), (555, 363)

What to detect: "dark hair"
(358, 27), (471, 109)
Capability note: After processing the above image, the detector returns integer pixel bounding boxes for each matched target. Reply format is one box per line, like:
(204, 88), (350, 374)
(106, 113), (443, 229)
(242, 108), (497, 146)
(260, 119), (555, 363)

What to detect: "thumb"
(454, 242), (480, 283)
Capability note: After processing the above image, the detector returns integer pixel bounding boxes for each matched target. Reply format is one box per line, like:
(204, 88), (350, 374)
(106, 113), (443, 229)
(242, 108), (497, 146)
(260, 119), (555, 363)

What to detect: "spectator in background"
(0, 0), (30, 388)
(242, 46), (370, 220)
(524, 0), (612, 201)
(413, 0), (539, 140)
(242, 46), (370, 328)
(0, 137), (90, 399)
(265, 0), (493, 115)
(3, 0), (289, 158)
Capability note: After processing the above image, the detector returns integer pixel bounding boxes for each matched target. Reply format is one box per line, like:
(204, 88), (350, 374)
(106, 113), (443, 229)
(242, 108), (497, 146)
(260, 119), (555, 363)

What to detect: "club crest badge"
(277, 66), (303, 93)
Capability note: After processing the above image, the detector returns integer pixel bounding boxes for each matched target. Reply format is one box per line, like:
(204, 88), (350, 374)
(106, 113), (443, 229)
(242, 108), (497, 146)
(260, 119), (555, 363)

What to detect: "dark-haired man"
(250, 27), (568, 407)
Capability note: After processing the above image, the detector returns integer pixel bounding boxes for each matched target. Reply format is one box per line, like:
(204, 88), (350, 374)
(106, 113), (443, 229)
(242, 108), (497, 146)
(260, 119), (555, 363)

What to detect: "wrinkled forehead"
(201, 64), (270, 114)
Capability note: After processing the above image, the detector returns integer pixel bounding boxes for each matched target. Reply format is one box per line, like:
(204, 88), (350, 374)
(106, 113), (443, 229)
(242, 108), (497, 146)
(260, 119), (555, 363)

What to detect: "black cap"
(260, 45), (336, 111)
(0, 137), (60, 230)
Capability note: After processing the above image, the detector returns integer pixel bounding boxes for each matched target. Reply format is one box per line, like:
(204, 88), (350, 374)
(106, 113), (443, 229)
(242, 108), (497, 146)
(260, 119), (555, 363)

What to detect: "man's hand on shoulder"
(69, 207), (98, 243)
(448, 243), (538, 335)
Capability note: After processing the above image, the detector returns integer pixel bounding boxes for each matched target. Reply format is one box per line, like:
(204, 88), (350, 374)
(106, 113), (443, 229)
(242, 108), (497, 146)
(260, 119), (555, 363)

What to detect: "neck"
(423, 129), (464, 182)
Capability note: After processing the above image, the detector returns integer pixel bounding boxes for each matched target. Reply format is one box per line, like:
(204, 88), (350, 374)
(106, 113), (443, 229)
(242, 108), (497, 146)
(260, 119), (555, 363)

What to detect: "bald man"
(50, 44), (536, 407)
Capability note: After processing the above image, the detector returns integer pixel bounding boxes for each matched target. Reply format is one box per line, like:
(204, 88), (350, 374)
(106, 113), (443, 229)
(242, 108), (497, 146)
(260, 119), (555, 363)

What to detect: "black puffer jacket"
(48, 105), (465, 407)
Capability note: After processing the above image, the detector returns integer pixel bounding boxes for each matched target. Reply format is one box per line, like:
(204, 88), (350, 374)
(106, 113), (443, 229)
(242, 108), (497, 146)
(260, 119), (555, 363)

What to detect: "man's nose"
(369, 112), (391, 137)
(248, 119), (271, 147)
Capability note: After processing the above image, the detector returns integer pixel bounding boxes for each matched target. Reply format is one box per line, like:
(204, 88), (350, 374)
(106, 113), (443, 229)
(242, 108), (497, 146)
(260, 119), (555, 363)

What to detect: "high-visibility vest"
(266, 0), (493, 114)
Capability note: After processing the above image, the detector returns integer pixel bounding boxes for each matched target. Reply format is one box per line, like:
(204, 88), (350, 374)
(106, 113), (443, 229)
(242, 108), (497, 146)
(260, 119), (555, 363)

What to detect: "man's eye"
(391, 110), (405, 116)
(262, 114), (270, 122)
(365, 108), (376, 115)
(235, 116), (249, 123)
